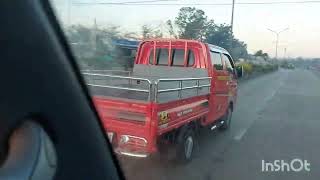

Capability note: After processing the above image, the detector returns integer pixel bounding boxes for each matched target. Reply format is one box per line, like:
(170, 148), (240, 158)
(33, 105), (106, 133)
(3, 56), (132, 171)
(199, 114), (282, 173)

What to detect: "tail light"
(119, 135), (147, 147)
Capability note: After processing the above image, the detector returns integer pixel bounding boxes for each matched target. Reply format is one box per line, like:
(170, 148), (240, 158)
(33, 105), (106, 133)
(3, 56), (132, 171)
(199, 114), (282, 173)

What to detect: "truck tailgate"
(92, 96), (157, 154)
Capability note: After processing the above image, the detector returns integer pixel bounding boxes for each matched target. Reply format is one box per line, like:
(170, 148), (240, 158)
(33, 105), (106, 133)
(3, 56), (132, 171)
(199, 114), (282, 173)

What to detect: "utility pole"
(284, 47), (287, 59)
(230, 0), (235, 53)
(231, 0), (235, 33)
(92, 18), (98, 51)
(267, 28), (289, 59)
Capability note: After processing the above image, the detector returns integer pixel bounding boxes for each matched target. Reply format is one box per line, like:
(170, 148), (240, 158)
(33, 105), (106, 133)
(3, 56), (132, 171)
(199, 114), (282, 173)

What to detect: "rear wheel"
(219, 107), (232, 130)
(176, 128), (195, 163)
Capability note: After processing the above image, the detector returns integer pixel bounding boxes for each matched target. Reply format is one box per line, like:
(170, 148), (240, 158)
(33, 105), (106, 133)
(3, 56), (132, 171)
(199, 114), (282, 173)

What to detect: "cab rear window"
(149, 48), (195, 67)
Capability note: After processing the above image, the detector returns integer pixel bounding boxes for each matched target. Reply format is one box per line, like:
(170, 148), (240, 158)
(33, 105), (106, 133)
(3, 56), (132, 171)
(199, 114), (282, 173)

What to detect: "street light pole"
(267, 28), (289, 59)
(284, 47), (287, 59)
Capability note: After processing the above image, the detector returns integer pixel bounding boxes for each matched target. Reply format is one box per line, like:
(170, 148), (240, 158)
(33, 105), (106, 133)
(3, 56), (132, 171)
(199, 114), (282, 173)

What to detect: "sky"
(51, 0), (320, 58)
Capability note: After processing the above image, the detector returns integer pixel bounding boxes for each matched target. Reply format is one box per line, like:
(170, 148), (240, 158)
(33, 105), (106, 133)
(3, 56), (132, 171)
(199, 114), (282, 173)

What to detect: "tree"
(166, 20), (178, 38)
(153, 29), (163, 38)
(142, 25), (153, 39)
(230, 39), (248, 60)
(65, 25), (92, 43)
(204, 23), (248, 60)
(141, 24), (163, 39)
(254, 50), (263, 57)
(205, 24), (233, 49)
(174, 7), (207, 40)
(95, 26), (120, 56)
(254, 50), (269, 61)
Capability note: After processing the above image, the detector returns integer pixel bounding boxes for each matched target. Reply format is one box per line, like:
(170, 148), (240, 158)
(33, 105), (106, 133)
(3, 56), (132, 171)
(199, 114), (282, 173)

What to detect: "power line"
(74, 0), (178, 5)
(121, 0), (178, 4)
(73, 0), (320, 6)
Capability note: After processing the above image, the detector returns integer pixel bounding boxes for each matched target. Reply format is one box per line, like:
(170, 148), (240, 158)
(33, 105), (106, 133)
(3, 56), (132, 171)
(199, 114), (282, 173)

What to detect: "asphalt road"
(117, 69), (320, 180)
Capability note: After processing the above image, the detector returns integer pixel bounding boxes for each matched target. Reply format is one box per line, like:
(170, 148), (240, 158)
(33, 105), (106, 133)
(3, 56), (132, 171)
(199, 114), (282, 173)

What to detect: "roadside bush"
(236, 61), (278, 79)
(252, 64), (278, 73)
(236, 62), (253, 75)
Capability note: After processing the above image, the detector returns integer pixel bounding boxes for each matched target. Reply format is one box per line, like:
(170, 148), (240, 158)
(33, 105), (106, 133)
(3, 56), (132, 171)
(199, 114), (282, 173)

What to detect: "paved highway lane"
(117, 69), (320, 180)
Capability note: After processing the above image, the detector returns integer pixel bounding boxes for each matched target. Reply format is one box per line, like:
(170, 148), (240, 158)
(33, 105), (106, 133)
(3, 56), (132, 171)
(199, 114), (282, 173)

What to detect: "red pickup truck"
(84, 39), (240, 163)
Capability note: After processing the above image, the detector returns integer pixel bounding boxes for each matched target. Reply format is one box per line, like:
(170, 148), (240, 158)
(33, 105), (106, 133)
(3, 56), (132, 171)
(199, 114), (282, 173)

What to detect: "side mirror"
(236, 66), (243, 78)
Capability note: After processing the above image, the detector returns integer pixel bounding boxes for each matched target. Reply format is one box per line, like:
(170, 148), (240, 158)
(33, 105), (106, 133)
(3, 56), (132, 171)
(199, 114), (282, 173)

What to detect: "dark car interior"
(0, 1), (123, 179)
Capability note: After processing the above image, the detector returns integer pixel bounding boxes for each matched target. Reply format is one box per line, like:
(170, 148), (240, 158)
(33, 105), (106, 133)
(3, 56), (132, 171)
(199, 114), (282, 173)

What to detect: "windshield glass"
(50, 0), (320, 179)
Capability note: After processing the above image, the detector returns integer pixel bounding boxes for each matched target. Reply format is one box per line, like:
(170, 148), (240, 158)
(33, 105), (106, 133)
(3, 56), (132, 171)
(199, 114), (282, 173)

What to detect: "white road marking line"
(233, 71), (288, 141)
(234, 89), (279, 141)
(234, 90), (279, 141)
(234, 129), (247, 141)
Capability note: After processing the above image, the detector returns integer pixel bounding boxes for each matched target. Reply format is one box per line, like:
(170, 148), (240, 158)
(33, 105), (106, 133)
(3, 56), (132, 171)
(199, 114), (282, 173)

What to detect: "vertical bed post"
(153, 41), (156, 65)
(184, 41), (188, 67)
(168, 40), (172, 65)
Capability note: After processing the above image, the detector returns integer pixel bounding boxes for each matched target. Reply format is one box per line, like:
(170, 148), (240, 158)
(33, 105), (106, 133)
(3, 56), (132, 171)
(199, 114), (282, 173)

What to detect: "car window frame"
(221, 53), (235, 73)
(210, 50), (224, 71)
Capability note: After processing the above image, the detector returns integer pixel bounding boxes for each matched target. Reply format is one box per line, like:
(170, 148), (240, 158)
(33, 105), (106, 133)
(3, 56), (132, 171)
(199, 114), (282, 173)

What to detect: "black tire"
(219, 107), (232, 130)
(176, 128), (196, 163)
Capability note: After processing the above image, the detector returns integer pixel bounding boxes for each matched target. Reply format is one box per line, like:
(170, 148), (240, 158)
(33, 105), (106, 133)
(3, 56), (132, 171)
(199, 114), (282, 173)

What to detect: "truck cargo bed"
(84, 65), (211, 103)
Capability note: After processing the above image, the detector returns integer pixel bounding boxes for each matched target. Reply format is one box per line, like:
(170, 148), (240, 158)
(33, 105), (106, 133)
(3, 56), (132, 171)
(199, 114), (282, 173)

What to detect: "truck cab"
(84, 39), (239, 162)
